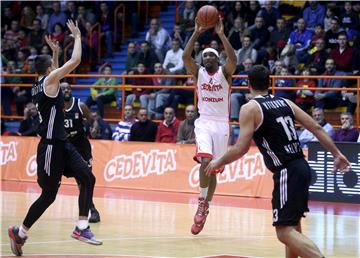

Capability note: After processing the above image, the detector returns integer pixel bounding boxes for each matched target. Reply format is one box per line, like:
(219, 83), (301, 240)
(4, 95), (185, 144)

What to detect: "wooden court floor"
(1, 181), (359, 258)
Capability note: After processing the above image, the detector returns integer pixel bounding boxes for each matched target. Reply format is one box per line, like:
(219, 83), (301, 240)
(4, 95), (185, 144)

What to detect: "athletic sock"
(77, 220), (88, 230)
(18, 225), (28, 239)
(200, 187), (208, 199)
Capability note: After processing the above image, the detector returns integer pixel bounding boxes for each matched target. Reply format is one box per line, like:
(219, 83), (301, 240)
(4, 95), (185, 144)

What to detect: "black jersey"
(252, 95), (304, 172)
(31, 76), (66, 141)
(64, 97), (86, 140)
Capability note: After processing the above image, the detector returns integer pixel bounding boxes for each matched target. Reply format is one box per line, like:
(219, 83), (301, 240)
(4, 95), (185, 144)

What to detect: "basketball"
(197, 5), (219, 28)
(343, 170), (358, 188)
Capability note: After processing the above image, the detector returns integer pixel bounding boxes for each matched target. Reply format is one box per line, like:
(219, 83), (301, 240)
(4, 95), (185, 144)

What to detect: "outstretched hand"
(333, 154), (351, 173)
(204, 159), (222, 176)
(194, 17), (208, 34)
(214, 16), (224, 35)
(45, 35), (60, 53)
(67, 19), (81, 39)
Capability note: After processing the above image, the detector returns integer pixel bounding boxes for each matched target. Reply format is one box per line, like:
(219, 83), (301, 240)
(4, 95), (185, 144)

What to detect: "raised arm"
(214, 17), (237, 78)
(45, 20), (82, 95)
(182, 18), (206, 78)
(288, 100), (350, 172)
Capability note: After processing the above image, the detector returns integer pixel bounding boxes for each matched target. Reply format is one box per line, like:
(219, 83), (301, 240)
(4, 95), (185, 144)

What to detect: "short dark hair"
(248, 65), (270, 91)
(34, 54), (52, 75)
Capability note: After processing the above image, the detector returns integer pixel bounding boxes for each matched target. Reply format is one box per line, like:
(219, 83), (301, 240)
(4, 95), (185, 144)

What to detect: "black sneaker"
(8, 226), (27, 256)
(89, 208), (100, 223)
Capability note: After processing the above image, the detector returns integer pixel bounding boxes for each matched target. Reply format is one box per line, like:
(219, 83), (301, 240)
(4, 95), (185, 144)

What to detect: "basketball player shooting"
(205, 65), (350, 258)
(182, 15), (237, 235)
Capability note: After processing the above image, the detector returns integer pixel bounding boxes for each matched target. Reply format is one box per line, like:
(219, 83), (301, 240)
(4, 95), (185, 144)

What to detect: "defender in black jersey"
(205, 65), (350, 258)
(61, 82), (100, 223)
(8, 20), (101, 257)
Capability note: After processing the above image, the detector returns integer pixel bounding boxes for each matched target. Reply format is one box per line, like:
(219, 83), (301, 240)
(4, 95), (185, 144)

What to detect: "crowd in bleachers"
(1, 1), (360, 144)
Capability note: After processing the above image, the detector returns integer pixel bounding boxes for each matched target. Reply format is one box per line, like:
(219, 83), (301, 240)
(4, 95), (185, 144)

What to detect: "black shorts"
(37, 139), (65, 190)
(63, 141), (91, 178)
(271, 158), (312, 227)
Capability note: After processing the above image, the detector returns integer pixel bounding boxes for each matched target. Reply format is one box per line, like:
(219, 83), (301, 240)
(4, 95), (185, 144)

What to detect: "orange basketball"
(197, 5), (219, 29)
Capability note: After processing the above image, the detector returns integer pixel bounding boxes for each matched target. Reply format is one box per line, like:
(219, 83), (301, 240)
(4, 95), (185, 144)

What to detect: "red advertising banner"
(0, 136), (275, 198)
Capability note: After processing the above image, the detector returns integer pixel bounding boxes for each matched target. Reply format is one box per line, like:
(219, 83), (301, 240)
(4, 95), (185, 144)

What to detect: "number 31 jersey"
(252, 94), (304, 172)
(64, 97), (85, 140)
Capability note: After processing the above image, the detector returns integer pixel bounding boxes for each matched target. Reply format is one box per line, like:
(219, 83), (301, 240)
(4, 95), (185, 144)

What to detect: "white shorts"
(193, 117), (229, 163)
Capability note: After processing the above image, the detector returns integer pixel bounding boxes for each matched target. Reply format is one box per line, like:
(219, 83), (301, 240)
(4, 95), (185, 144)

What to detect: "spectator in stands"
(231, 58), (253, 122)
(170, 23), (187, 49)
(143, 63), (174, 119)
(310, 24), (325, 46)
(286, 18), (313, 63)
(126, 62), (153, 106)
(17, 102), (39, 136)
(302, 1), (325, 30)
(330, 32), (354, 73)
(324, 17), (344, 50)
(271, 59), (284, 75)
(269, 18), (290, 54)
(306, 38), (327, 74)
(324, 7), (335, 32)
(28, 18), (45, 50)
(112, 105), (137, 142)
(98, 2), (114, 58)
(138, 41), (159, 73)
(236, 36), (257, 67)
(88, 109), (112, 140)
(50, 23), (66, 46)
(257, 0), (281, 31)
(35, 5), (49, 31)
(340, 1), (360, 31)
(145, 18), (171, 63)
(177, 104), (196, 144)
(299, 108), (334, 147)
(82, 21), (99, 68)
(274, 66), (296, 102)
(156, 107), (180, 143)
(163, 38), (184, 75)
(77, 5), (97, 31)
(295, 68), (316, 111)
(192, 41), (203, 65)
(85, 64), (118, 118)
(227, 18), (246, 51)
(247, 16), (270, 51)
(332, 112), (359, 142)
(65, 1), (78, 21)
(227, 1), (247, 28)
(246, 1), (260, 27)
(2, 20), (21, 60)
(124, 42), (140, 74)
(2, 7), (14, 31)
(47, 2), (67, 33)
(179, 0), (196, 38)
(130, 108), (158, 142)
(315, 58), (346, 109)
(20, 6), (36, 31)
(341, 74), (358, 115)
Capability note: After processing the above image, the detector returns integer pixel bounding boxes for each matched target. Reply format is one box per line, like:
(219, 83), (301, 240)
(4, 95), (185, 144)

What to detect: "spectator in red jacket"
(156, 107), (180, 143)
(330, 32), (353, 72)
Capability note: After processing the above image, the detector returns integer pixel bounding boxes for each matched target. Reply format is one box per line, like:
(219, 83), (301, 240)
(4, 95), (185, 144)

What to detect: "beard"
(64, 94), (71, 101)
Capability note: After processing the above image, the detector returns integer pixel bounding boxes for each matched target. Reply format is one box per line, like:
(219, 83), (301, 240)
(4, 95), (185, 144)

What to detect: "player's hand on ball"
(194, 17), (207, 33)
(214, 16), (224, 35)
(67, 19), (81, 39)
(333, 154), (351, 173)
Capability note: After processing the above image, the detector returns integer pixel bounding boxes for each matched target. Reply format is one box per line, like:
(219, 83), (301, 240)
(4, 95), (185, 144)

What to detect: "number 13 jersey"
(252, 94), (304, 172)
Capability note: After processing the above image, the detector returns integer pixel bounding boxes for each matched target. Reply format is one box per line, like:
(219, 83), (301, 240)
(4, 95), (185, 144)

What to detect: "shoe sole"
(8, 228), (22, 256)
(71, 234), (103, 245)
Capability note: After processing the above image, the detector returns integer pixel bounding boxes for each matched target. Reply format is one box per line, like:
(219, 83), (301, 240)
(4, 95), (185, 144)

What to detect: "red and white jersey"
(197, 66), (230, 122)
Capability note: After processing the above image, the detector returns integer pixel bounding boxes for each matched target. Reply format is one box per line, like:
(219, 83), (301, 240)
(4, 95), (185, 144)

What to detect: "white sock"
(18, 226), (28, 238)
(200, 187), (208, 199)
(77, 220), (88, 230)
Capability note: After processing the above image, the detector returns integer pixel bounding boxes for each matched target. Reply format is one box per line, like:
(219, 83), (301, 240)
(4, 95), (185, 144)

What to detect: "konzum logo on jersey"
(104, 149), (177, 182)
(308, 142), (360, 203)
(0, 141), (17, 165)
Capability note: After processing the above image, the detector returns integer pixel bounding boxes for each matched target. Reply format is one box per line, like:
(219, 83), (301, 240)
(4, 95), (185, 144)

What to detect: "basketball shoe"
(89, 208), (101, 223)
(71, 226), (102, 245)
(8, 226), (27, 256)
(191, 197), (209, 235)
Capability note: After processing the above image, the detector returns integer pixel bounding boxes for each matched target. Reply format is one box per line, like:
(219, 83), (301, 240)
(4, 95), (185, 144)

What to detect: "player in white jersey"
(182, 16), (237, 235)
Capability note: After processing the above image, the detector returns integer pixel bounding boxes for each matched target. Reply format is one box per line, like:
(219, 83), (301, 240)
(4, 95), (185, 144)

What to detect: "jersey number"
(64, 119), (73, 128)
(276, 116), (297, 141)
